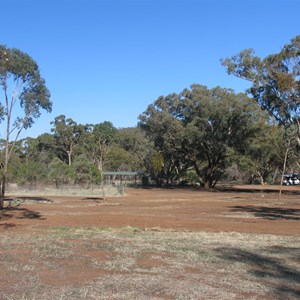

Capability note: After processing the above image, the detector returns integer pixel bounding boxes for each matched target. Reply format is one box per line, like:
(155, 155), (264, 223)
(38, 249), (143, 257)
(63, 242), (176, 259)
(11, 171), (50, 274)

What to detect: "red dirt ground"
(1, 185), (300, 235)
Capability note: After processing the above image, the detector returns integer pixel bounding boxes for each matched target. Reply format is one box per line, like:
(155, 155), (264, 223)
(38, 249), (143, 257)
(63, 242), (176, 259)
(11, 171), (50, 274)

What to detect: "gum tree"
(84, 121), (119, 199)
(51, 115), (83, 166)
(139, 85), (261, 189)
(221, 35), (300, 141)
(0, 45), (51, 208)
(222, 35), (300, 185)
(139, 94), (188, 186)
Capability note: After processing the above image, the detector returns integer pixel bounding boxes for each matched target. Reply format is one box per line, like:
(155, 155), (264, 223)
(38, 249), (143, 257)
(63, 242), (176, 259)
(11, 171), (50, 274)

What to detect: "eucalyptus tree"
(36, 133), (56, 164)
(84, 121), (119, 198)
(222, 35), (300, 185)
(0, 45), (51, 207)
(51, 115), (84, 166)
(11, 137), (48, 186)
(180, 86), (261, 189)
(106, 145), (136, 171)
(139, 103), (188, 186)
(16, 160), (46, 189)
(221, 35), (300, 143)
(118, 127), (175, 184)
(13, 138), (36, 164)
(72, 154), (93, 187)
(240, 124), (285, 184)
(140, 85), (262, 189)
(48, 157), (73, 189)
(118, 127), (154, 171)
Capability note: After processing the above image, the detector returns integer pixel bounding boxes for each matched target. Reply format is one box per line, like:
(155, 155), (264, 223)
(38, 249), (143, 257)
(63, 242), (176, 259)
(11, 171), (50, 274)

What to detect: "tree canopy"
(51, 115), (84, 166)
(139, 84), (263, 189)
(0, 45), (51, 207)
(221, 35), (300, 142)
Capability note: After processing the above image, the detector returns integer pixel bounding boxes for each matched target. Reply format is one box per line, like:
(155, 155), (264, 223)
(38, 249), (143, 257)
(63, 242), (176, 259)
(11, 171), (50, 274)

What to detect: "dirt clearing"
(0, 186), (299, 299)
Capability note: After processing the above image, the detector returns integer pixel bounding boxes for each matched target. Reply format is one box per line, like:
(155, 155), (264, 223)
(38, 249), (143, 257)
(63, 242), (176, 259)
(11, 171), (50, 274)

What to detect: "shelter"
(103, 171), (143, 186)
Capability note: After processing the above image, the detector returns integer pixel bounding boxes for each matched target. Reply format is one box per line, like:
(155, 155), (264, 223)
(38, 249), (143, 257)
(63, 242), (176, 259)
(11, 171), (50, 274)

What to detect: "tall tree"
(182, 86), (261, 189)
(140, 85), (261, 189)
(221, 35), (300, 143)
(48, 157), (73, 189)
(51, 115), (83, 166)
(84, 121), (119, 198)
(36, 133), (56, 164)
(72, 154), (94, 187)
(139, 93), (190, 186)
(0, 45), (51, 208)
(119, 127), (154, 172)
(239, 124), (285, 184)
(221, 36), (300, 187)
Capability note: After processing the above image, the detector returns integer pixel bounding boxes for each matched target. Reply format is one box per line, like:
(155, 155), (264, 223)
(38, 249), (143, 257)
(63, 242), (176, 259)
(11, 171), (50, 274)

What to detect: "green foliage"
(139, 85), (263, 189)
(0, 45), (52, 204)
(72, 154), (93, 186)
(245, 125), (285, 184)
(106, 145), (136, 171)
(182, 169), (199, 185)
(221, 35), (300, 142)
(84, 121), (119, 172)
(152, 152), (164, 173)
(36, 133), (56, 164)
(0, 45), (52, 129)
(222, 35), (300, 183)
(51, 115), (85, 166)
(16, 161), (46, 187)
(118, 127), (154, 172)
(48, 158), (73, 187)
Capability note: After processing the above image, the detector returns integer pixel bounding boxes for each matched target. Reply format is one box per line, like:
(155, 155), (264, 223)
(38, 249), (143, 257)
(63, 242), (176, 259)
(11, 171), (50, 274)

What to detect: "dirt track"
(1, 185), (300, 235)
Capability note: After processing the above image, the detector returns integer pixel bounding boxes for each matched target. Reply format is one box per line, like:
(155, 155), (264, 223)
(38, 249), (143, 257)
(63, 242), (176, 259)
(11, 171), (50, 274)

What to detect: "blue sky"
(1, 0), (300, 138)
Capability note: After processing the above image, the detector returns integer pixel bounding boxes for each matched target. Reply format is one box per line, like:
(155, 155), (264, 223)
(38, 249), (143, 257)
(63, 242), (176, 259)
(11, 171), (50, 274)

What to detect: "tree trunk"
(279, 139), (291, 198)
(1, 125), (10, 209)
(67, 151), (72, 166)
(204, 180), (211, 190)
(1, 84), (10, 209)
(204, 165), (214, 190)
(0, 174), (5, 209)
(257, 172), (265, 185)
(192, 161), (204, 187)
(97, 162), (106, 200)
(100, 178), (106, 200)
(67, 143), (73, 166)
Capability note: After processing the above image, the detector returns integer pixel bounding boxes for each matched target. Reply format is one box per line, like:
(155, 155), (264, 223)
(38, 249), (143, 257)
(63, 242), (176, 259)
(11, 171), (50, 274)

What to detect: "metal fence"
(6, 183), (125, 197)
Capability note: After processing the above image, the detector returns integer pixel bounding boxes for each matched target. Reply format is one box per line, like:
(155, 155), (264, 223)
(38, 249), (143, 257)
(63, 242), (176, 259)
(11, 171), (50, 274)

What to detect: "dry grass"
(0, 227), (299, 299)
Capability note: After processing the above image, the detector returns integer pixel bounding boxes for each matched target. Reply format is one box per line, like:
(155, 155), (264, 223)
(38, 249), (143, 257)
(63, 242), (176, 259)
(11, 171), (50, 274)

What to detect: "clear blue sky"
(1, 0), (299, 138)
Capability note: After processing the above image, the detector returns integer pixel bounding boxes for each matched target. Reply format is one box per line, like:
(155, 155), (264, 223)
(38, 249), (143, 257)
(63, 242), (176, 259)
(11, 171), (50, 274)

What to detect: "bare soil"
(1, 185), (300, 235)
(0, 185), (299, 299)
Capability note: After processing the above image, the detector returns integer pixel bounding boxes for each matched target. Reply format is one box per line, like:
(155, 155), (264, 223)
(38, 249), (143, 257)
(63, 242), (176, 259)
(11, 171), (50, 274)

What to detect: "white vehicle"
(282, 173), (300, 185)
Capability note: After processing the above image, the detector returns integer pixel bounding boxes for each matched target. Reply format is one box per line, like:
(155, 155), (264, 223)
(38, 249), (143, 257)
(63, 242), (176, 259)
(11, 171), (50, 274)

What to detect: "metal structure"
(103, 171), (143, 186)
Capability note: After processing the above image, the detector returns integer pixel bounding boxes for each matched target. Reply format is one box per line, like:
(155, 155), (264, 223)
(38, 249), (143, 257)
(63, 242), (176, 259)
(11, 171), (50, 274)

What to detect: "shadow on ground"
(81, 197), (103, 203)
(0, 200), (45, 229)
(215, 247), (300, 299)
(229, 205), (300, 220)
(10, 196), (53, 203)
(215, 185), (300, 196)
